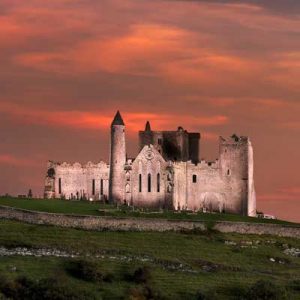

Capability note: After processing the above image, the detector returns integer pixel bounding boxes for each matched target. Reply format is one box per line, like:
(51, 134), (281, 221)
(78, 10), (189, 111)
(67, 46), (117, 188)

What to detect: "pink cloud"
(0, 154), (36, 166)
(0, 102), (229, 133)
(259, 186), (300, 202)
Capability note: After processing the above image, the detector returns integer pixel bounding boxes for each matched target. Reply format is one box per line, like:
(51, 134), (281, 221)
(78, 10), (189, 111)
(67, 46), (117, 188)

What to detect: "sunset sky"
(0, 0), (299, 222)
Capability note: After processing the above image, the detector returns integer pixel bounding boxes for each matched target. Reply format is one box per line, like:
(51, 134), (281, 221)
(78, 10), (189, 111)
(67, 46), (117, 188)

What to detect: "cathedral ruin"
(44, 111), (256, 216)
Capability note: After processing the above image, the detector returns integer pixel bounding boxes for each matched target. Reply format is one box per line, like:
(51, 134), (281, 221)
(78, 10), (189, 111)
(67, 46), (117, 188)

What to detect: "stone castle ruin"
(44, 111), (256, 216)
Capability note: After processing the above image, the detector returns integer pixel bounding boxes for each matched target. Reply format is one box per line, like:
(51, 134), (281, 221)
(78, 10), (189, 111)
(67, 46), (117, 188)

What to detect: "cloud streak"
(0, 0), (299, 221)
(0, 102), (228, 133)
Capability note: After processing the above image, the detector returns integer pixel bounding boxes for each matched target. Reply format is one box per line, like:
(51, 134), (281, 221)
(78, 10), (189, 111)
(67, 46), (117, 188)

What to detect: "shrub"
(0, 276), (93, 300)
(195, 291), (207, 300)
(194, 290), (217, 300)
(127, 285), (164, 300)
(66, 259), (104, 282)
(246, 280), (287, 300)
(289, 279), (300, 292)
(132, 266), (152, 284)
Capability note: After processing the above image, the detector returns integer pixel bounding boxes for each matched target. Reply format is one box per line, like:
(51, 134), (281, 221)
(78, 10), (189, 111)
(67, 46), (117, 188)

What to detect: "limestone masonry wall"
(0, 206), (299, 239)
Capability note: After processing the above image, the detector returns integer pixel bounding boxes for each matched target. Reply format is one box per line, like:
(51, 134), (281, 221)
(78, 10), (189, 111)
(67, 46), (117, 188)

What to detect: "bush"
(66, 259), (104, 282)
(132, 266), (152, 284)
(289, 279), (300, 292)
(194, 290), (217, 300)
(0, 276), (93, 300)
(246, 280), (287, 300)
(127, 285), (164, 300)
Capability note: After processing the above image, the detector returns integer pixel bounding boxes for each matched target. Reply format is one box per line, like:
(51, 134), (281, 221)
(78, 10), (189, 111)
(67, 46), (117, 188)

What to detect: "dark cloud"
(169, 0), (300, 15)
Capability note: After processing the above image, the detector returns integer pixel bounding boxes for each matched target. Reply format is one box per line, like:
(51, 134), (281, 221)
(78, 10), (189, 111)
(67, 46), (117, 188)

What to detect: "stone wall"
(45, 161), (110, 201)
(0, 205), (299, 238)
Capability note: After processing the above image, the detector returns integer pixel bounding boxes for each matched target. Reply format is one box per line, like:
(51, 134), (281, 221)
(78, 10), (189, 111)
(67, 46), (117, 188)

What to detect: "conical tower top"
(111, 111), (125, 126)
(145, 121), (151, 131)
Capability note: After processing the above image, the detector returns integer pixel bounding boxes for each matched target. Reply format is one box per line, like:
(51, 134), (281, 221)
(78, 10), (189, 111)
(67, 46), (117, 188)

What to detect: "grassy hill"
(0, 219), (299, 299)
(0, 197), (297, 226)
(0, 197), (299, 299)
(0, 198), (300, 300)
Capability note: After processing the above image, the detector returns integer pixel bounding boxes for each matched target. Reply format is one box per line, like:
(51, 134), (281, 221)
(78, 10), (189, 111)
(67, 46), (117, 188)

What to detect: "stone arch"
(200, 192), (225, 213)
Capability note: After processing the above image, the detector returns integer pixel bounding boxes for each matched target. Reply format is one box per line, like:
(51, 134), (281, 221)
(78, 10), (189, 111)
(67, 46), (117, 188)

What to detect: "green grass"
(0, 197), (297, 226)
(0, 219), (299, 299)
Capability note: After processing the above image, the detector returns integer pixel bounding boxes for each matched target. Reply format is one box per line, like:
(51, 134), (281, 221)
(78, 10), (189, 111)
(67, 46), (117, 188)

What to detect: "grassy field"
(0, 219), (299, 299)
(0, 197), (297, 226)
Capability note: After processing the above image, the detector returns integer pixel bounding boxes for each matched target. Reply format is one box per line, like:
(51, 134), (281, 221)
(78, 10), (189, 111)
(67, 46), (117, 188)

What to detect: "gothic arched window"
(139, 174), (142, 192)
(148, 174), (151, 192)
(157, 173), (160, 192)
(59, 178), (62, 194)
(100, 179), (104, 195)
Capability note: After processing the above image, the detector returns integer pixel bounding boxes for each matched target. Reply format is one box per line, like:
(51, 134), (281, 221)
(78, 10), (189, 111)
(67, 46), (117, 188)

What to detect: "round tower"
(109, 111), (126, 203)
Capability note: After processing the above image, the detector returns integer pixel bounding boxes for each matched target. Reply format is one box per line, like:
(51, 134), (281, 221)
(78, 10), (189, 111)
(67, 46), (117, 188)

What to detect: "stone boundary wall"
(0, 205), (299, 238)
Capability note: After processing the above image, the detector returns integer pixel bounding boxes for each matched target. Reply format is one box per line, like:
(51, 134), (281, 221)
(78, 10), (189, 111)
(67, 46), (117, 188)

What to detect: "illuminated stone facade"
(44, 112), (256, 216)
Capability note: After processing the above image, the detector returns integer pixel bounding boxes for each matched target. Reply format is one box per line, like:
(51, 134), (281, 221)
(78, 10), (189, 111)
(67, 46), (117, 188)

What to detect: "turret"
(109, 111), (126, 203)
(145, 121), (151, 131)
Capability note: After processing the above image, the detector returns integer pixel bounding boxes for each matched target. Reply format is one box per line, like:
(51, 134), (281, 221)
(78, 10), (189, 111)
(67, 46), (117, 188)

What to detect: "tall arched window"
(59, 178), (62, 194)
(157, 173), (160, 192)
(148, 174), (151, 192)
(92, 179), (95, 195)
(139, 174), (142, 192)
(100, 179), (103, 195)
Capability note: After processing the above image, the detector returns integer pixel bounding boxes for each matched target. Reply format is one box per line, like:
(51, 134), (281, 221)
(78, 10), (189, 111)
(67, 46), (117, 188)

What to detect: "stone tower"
(219, 135), (256, 216)
(139, 124), (200, 163)
(109, 111), (126, 203)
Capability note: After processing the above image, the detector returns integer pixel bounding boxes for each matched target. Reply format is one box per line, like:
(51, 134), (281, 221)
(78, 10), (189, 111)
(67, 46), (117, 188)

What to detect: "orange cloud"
(268, 52), (300, 90)
(14, 22), (260, 86)
(0, 154), (36, 166)
(0, 102), (228, 133)
(0, 3), (99, 49)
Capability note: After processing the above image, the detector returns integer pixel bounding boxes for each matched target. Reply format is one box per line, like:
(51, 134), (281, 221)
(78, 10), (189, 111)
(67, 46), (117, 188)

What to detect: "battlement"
(220, 134), (249, 145)
(173, 159), (219, 169)
(199, 159), (219, 168)
(47, 160), (108, 169)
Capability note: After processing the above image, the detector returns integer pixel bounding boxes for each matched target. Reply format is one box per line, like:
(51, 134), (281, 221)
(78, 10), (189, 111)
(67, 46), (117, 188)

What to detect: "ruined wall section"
(188, 133), (200, 163)
(219, 135), (254, 216)
(130, 145), (171, 209)
(139, 127), (200, 163)
(247, 140), (256, 216)
(173, 160), (227, 212)
(44, 161), (109, 201)
(173, 135), (256, 216)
